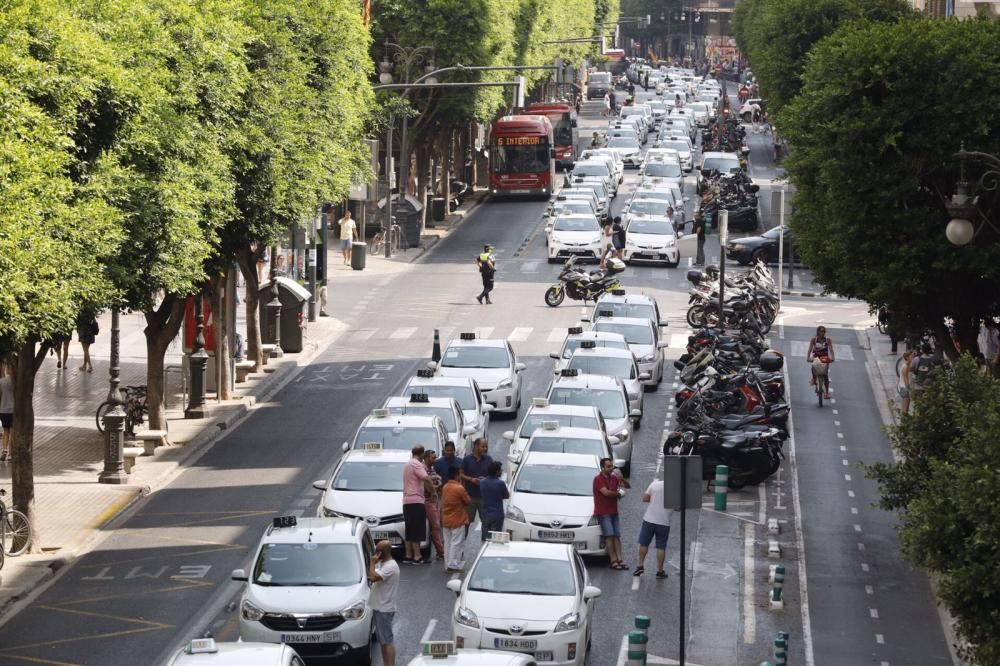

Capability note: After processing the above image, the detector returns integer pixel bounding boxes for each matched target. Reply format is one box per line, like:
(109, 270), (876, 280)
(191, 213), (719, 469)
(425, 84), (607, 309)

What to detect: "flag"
(362, 0), (371, 26)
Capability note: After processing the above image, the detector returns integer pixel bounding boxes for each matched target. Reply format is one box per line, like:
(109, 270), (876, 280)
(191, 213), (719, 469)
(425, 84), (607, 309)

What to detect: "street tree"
(0, 0), (124, 527)
(779, 17), (1000, 353)
(866, 358), (1000, 664)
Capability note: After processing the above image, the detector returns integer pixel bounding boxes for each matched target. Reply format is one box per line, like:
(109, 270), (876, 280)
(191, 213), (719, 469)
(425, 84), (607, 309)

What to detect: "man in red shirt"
(593, 457), (630, 570)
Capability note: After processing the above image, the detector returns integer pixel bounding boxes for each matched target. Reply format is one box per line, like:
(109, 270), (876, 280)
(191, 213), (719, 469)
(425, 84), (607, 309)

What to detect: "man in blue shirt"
(460, 438), (494, 532)
(434, 441), (463, 481)
(479, 461), (509, 538)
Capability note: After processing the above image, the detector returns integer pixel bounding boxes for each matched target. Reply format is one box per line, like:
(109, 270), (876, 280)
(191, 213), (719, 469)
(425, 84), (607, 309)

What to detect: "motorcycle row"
(700, 168), (761, 233)
(665, 259), (789, 490)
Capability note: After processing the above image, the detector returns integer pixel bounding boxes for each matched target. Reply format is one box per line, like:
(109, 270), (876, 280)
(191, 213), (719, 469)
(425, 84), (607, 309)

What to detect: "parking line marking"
(870, 608), (879, 619)
(876, 634), (885, 644)
(743, 522), (756, 644)
(845, 474), (852, 481)
(854, 524), (863, 532)
(851, 507), (858, 514)
(507, 327), (533, 342)
(861, 562), (870, 572)
(866, 585), (874, 595)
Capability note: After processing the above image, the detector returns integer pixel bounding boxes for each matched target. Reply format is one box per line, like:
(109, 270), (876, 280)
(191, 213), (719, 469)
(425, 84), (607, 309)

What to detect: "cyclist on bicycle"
(807, 326), (835, 399)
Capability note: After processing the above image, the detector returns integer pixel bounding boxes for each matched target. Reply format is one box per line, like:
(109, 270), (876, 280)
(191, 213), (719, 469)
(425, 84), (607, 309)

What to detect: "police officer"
(476, 244), (496, 304)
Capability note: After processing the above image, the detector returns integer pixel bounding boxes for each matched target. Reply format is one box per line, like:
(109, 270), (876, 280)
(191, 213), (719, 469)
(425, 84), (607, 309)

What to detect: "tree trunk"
(211, 271), (232, 400)
(443, 129), (453, 213)
(11, 338), (46, 552)
(144, 294), (186, 430)
(236, 245), (263, 371)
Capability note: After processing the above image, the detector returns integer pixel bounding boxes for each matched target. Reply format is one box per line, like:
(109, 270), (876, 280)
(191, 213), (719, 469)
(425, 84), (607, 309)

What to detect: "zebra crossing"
(336, 324), (693, 349)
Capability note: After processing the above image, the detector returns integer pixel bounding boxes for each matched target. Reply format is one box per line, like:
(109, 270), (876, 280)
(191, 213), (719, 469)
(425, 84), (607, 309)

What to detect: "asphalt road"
(0, 95), (953, 666)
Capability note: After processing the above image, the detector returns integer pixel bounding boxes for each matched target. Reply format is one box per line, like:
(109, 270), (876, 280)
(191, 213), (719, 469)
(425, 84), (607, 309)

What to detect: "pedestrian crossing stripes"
(335, 325), (710, 349)
(349, 328), (377, 342)
(669, 333), (690, 349)
(548, 328), (569, 342)
(473, 326), (495, 339)
(389, 327), (417, 339)
(520, 261), (540, 273)
(507, 327), (532, 342)
(789, 341), (855, 361)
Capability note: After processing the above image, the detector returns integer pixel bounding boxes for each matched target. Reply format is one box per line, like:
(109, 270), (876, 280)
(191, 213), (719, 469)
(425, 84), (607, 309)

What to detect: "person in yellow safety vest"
(475, 244), (496, 304)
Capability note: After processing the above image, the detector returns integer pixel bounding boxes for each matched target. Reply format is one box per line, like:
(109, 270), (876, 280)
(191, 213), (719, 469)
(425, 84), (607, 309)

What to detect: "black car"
(725, 225), (800, 265)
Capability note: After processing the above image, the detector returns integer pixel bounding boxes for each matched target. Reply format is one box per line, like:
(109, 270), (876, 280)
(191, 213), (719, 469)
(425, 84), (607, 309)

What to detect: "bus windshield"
(491, 143), (550, 174)
(540, 113), (573, 146)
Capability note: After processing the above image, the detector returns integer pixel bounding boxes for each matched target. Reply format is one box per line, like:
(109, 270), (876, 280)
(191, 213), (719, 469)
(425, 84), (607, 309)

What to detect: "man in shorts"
(338, 210), (358, 265)
(367, 540), (399, 666)
(634, 475), (673, 578)
(593, 457), (630, 570)
(402, 445), (434, 565)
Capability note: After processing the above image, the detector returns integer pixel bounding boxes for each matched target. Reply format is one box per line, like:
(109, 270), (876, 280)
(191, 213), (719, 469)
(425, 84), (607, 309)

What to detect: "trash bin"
(257, 277), (311, 353)
(378, 194), (424, 249)
(351, 241), (366, 271)
(431, 197), (447, 223)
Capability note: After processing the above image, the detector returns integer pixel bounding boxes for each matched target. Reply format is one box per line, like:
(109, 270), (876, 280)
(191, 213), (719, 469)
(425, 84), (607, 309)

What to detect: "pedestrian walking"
(49, 332), (71, 370)
(977, 319), (999, 376)
(0, 359), (14, 463)
(599, 221), (615, 268)
(897, 350), (915, 415)
(337, 210), (358, 266)
(441, 466), (471, 572)
(593, 457), (630, 570)
(402, 445), (434, 565)
(602, 92), (611, 117)
(692, 211), (706, 265)
(909, 343), (940, 396)
(255, 244), (270, 283)
(273, 253), (287, 277)
(666, 206), (679, 235)
(76, 313), (99, 373)
(479, 461), (509, 535)
(423, 449), (445, 561)
(475, 245), (496, 305)
(367, 540), (400, 666)
(460, 437), (494, 538)
(633, 476), (673, 578)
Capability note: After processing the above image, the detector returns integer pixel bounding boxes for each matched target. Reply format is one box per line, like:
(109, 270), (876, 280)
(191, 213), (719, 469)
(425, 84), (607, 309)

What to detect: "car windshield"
(644, 162), (682, 178)
(528, 435), (605, 457)
(660, 140), (690, 153)
(519, 413), (599, 438)
(573, 182), (606, 198)
(552, 203), (593, 217)
(621, 109), (644, 118)
(354, 426), (438, 450)
(553, 217), (600, 232)
(573, 164), (609, 178)
(332, 461), (405, 492)
(594, 302), (657, 321)
(561, 337), (629, 359)
(389, 406), (457, 432)
(548, 386), (626, 419)
(594, 322), (654, 345)
(467, 556), (576, 596)
(253, 543), (362, 587)
(590, 73), (611, 84)
(404, 385), (476, 411)
(607, 138), (640, 150)
(441, 346), (510, 369)
(569, 355), (636, 379)
(763, 226), (786, 240)
(628, 219), (673, 234)
(703, 157), (740, 174)
(513, 463), (595, 497)
(627, 200), (671, 216)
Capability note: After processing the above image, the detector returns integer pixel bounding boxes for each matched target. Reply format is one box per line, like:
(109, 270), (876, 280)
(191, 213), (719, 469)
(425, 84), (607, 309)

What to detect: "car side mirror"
(515, 363), (526, 373)
(549, 351), (560, 360)
(657, 341), (669, 349)
(583, 585), (602, 600)
(608, 435), (620, 446)
(482, 404), (495, 413)
(426, 361), (438, 371)
(502, 430), (515, 442)
(313, 479), (327, 491)
(639, 372), (651, 381)
(630, 409), (642, 418)
(446, 579), (463, 594)
(341, 441), (350, 452)
(462, 425), (477, 436)
(613, 458), (626, 469)
(659, 320), (668, 327)
(231, 569), (248, 582)
(507, 452), (521, 464)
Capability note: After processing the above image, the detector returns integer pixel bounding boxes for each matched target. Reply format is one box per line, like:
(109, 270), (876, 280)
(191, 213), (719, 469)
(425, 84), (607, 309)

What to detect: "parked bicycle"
(0, 489), (31, 557)
(369, 223), (403, 256)
(95, 385), (148, 438)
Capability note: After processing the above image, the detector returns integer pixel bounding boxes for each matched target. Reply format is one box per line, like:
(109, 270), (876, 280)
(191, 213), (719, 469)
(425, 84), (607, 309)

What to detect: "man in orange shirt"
(441, 466), (471, 573)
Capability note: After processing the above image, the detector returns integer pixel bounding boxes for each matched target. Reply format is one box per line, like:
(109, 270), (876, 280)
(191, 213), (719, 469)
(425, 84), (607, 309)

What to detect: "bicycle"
(811, 357), (831, 408)
(96, 385), (148, 438)
(370, 223), (404, 256)
(0, 489), (32, 557)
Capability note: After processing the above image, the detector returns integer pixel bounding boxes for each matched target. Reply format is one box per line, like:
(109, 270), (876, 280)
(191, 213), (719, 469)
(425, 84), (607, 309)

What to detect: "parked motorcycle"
(544, 256), (625, 307)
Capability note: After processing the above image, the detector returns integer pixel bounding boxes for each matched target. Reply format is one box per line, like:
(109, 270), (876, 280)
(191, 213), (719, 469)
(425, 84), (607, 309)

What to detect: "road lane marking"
(420, 618), (438, 643)
(840, 445), (847, 452)
(845, 474), (852, 481)
(473, 327), (494, 339)
(861, 562), (870, 572)
(858, 542), (866, 552)
(631, 576), (641, 591)
(837, 433), (844, 439)
(507, 327), (533, 342)
(743, 522), (756, 644)
(870, 608), (879, 619)
(866, 585), (874, 594)
(851, 507), (858, 514)
(350, 328), (377, 342)
(854, 524), (863, 532)
(390, 327), (417, 339)
(876, 634), (885, 644)
(669, 333), (690, 348)
(848, 490), (855, 498)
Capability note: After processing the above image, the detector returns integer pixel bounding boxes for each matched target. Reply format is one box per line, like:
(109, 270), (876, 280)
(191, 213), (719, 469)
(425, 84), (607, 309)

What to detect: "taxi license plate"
(372, 531), (402, 544)
(535, 652), (555, 662)
(494, 638), (537, 650)
(281, 631), (340, 643)
(573, 541), (588, 550)
(538, 530), (575, 541)
(510, 189), (530, 194)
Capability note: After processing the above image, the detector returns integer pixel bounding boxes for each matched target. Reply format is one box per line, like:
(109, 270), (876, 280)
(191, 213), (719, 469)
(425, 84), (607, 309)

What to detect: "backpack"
(913, 355), (936, 384)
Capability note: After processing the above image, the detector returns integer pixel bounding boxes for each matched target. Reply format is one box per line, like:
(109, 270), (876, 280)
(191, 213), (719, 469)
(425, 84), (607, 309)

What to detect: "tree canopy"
(779, 17), (1000, 350)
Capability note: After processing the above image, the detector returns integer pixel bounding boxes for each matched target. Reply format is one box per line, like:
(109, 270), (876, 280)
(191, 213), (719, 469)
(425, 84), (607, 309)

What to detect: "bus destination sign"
(495, 136), (546, 146)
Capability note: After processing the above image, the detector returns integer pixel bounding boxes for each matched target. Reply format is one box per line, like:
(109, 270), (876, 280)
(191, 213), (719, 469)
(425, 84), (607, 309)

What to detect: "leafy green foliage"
(780, 17), (1000, 347)
(867, 358), (1000, 664)
(512, 0), (597, 91)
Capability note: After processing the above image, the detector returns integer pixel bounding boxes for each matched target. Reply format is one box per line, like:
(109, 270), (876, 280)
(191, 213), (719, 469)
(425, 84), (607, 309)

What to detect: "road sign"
(663, 455), (702, 510)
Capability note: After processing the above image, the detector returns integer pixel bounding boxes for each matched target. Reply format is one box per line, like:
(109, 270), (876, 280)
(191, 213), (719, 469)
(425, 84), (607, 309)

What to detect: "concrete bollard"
(769, 564), (785, 610)
(627, 630), (648, 666)
(774, 635), (788, 665)
(714, 464), (728, 510)
(432, 328), (442, 363)
(634, 615), (651, 637)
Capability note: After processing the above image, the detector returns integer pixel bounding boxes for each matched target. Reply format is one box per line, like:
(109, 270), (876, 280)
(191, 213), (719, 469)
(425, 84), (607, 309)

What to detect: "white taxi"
(500, 398), (607, 476)
(446, 536), (600, 665)
(344, 408), (449, 453)
(383, 393), (475, 454)
(403, 370), (492, 442)
(588, 291), (664, 327)
(505, 421), (616, 480)
(432, 334), (525, 416)
(233, 516), (374, 661)
(167, 639), (302, 666)
(623, 214), (680, 267)
(546, 213), (603, 263)
(504, 452), (606, 555)
(315, 446), (424, 550)
(407, 641), (536, 665)
(591, 315), (667, 388)
(565, 344), (646, 423)
(549, 326), (630, 374)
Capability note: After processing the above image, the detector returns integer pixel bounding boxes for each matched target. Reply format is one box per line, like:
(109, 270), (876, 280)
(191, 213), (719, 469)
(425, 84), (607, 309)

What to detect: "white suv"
(233, 516), (374, 662)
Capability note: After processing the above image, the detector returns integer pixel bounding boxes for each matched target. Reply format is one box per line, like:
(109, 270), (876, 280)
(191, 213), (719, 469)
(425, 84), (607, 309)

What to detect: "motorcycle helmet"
(703, 264), (720, 279)
(605, 257), (626, 274)
(759, 350), (784, 372)
(686, 269), (703, 285)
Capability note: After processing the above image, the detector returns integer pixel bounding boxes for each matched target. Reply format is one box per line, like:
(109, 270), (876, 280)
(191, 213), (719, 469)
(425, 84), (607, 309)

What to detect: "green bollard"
(714, 465), (728, 510)
(774, 636), (788, 665)
(627, 630), (647, 666)
(772, 564), (785, 602)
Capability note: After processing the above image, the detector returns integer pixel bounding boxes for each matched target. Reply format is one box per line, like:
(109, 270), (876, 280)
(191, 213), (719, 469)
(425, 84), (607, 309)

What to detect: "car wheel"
(750, 248), (768, 265)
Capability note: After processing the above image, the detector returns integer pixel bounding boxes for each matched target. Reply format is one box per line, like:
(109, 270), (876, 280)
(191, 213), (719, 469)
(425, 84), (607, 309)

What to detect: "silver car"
(565, 346), (646, 424)
(591, 315), (667, 389)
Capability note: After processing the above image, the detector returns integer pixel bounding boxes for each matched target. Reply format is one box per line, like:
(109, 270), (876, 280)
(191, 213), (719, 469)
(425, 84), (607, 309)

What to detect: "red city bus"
(525, 102), (579, 169)
(488, 115), (556, 199)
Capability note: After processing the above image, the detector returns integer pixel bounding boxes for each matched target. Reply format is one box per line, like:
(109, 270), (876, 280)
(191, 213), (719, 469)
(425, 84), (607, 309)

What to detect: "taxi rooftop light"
(561, 368), (579, 377)
(599, 309), (614, 317)
(568, 326), (584, 335)
(580, 340), (597, 349)
(364, 441), (383, 451)
(371, 408), (390, 418)
(421, 641), (458, 658)
(417, 369), (435, 378)
(410, 393), (430, 403)
(460, 332), (476, 340)
(187, 638), (217, 655)
(542, 420), (561, 430)
(532, 397), (549, 407)
(611, 288), (626, 296)
(487, 531), (511, 543)
(273, 515), (297, 529)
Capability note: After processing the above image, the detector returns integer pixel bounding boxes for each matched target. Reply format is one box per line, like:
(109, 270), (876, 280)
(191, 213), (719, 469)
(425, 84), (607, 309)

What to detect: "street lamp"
(98, 307), (127, 484)
(944, 143), (1000, 245)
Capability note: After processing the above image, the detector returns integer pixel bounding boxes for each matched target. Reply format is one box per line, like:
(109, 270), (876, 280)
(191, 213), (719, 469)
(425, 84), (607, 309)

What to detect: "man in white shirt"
(633, 476), (674, 578)
(367, 540), (399, 665)
(338, 210), (358, 266)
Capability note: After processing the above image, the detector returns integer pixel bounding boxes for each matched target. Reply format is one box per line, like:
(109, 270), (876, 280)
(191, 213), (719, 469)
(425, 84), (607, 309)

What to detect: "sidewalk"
(0, 190), (483, 618)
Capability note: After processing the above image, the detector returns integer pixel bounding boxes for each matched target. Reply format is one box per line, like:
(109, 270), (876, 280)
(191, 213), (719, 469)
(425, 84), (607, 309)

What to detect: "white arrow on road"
(667, 559), (737, 579)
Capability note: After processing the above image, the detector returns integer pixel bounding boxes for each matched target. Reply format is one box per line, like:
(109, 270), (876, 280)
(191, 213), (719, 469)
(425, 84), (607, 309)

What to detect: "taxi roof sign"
(409, 393), (430, 403)
(487, 531), (511, 543)
(598, 309), (614, 317)
(560, 368), (579, 377)
(417, 369), (435, 378)
(186, 638), (217, 655)
(532, 397), (549, 407)
(421, 641), (457, 658)
(580, 340), (597, 349)
(542, 420), (560, 431)
(611, 288), (626, 296)
(273, 515), (297, 529)
(363, 442), (383, 451)
(371, 408), (390, 418)
(568, 326), (584, 335)
(460, 332), (476, 340)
